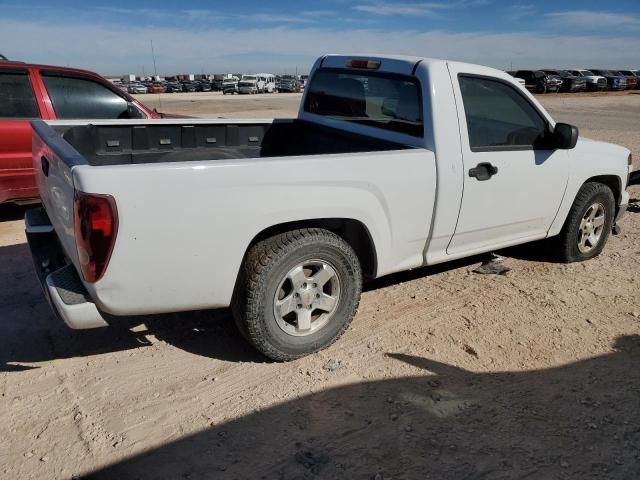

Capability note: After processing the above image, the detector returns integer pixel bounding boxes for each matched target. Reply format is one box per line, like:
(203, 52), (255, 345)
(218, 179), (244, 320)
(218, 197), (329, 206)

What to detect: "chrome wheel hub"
(273, 260), (341, 337)
(577, 202), (606, 254)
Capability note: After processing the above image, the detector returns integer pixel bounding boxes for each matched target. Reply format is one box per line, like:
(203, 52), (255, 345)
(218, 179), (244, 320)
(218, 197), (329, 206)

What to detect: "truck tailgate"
(31, 120), (83, 269)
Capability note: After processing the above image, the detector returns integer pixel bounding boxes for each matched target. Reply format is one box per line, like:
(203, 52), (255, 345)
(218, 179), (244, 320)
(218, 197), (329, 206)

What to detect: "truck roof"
(0, 60), (108, 79)
(320, 54), (497, 78)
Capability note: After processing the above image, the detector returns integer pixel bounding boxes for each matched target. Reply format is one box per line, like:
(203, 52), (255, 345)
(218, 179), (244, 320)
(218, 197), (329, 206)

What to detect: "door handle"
(41, 156), (50, 177)
(468, 162), (498, 181)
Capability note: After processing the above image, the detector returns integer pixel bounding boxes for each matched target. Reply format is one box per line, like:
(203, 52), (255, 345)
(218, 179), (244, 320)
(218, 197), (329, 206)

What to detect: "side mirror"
(554, 123), (579, 149)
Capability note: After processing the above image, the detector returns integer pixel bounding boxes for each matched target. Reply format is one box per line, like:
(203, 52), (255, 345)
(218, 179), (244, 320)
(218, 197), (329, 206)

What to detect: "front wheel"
(232, 228), (362, 361)
(551, 182), (615, 262)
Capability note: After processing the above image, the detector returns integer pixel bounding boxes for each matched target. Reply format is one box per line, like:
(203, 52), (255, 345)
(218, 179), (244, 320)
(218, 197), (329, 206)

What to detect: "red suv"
(0, 61), (159, 204)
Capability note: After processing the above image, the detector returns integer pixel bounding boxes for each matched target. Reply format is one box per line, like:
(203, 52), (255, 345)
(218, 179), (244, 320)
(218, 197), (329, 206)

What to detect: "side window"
(459, 75), (549, 151)
(41, 74), (130, 119)
(0, 71), (39, 119)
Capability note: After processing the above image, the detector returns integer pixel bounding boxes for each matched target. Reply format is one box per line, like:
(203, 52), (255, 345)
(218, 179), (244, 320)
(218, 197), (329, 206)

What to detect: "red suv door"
(0, 66), (47, 203)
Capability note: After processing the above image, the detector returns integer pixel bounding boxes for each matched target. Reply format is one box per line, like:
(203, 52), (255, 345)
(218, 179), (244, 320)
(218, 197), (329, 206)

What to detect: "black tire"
(232, 228), (362, 361)
(551, 182), (615, 262)
(535, 82), (547, 94)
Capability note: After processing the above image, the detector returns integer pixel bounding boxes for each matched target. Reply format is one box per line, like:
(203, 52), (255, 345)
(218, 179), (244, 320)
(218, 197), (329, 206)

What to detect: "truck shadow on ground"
(0, 233), (594, 371)
(0, 232), (487, 370)
(0, 203), (31, 222)
(83, 335), (640, 480)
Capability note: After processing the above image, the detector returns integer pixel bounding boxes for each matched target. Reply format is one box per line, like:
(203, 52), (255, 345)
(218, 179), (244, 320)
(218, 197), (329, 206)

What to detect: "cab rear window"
(304, 68), (423, 137)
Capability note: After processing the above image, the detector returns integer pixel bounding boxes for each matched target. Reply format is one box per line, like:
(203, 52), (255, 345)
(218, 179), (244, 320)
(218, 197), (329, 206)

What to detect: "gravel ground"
(1, 92), (639, 480)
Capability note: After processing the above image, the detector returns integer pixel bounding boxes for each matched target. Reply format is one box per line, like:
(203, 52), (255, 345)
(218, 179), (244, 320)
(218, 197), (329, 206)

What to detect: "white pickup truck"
(27, 54), (632, 361)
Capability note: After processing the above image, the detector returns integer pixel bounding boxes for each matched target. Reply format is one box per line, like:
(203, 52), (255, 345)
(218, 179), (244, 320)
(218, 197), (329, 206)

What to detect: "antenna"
(150, 39), (162, 113)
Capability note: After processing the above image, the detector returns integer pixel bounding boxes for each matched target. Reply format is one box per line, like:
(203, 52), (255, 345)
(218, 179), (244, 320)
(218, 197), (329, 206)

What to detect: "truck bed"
(54, 119), (410, 166)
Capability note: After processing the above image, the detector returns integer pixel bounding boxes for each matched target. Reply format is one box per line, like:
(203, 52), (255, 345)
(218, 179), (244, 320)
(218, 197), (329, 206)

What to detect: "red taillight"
(346, 59), (381, 70)
(73, 191), (118, 283)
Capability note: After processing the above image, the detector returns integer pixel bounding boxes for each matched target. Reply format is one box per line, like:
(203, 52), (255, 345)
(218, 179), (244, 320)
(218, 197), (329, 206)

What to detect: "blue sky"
(1, 1), (639, 74)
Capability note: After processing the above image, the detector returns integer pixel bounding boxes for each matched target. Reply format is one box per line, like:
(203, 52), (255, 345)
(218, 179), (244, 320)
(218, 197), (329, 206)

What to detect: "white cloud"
(248, 13), (318, 24)
(547, 10), (640, 31)
(1, 19), (639, 75)
(353, 0), (491, 17)
(353, 2), (448, 16)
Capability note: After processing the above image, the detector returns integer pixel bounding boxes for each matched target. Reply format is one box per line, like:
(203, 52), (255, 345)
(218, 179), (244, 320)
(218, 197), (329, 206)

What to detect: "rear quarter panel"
(32, 122), (83, 267)
(73, 149), (436, 316)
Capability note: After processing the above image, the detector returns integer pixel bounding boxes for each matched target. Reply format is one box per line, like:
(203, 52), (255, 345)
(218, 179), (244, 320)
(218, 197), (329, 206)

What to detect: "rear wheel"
(551, 182), (615, 262)
(233, 229), (362, 361)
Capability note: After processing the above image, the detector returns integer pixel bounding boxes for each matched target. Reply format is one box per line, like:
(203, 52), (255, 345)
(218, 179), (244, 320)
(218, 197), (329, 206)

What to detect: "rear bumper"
(25, 207), (108, 330)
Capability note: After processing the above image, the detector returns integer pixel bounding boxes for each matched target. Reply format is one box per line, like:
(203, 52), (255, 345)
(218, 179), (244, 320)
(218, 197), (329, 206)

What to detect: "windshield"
(580, 70), (595, 76)
(242, 76), (256, 81)
(304, 68), (423, 137)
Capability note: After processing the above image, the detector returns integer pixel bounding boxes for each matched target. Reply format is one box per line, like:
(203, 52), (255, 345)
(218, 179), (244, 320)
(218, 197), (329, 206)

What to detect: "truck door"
(447, 65), (569, 256)
(0, 67), (45, 203)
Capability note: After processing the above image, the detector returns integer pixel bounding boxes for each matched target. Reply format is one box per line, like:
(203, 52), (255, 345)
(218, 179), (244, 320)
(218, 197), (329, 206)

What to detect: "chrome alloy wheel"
(273, 260), (341, 337)
(577, 202), (606, 254)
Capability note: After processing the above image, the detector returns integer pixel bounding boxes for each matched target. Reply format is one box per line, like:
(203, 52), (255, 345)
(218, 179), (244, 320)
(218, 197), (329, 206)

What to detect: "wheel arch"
(585, 175), (622, 211)
(245, 218), (378, 280)
(549, 175), (622, 238)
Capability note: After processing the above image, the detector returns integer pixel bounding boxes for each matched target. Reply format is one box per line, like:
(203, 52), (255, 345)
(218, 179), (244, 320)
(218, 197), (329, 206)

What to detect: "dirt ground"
(1, 92), (640, 480)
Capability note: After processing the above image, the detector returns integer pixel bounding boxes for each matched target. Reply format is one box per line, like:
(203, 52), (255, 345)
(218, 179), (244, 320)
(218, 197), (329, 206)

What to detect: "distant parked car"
(256, 74), (277, 93)
(238, 75), (259, 94)
(542, 70), (586, 92)
(588, 70), (626, 90)
(148, 83), (167, 94)
(182, 81), (198, 93)
(198, 81), (212, 92)
(277, 74), (301, 93)
(506, 71), (527, 88)
(222, 77), (239, 95)
(567, 70), (608, 91)
(165, 82), (183, 93)
(514, 70), (562, 94)
(211, 79), (223, 91)
(631, 70), (640, 88)
(616, 70), (638, 90)
(128, 83), (148, 94)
